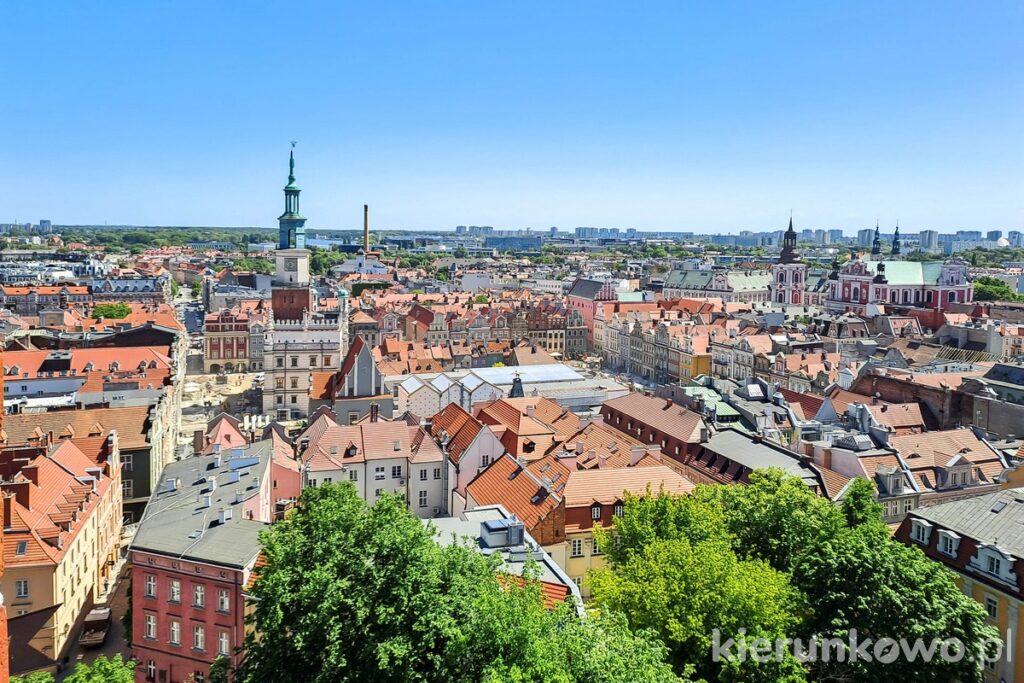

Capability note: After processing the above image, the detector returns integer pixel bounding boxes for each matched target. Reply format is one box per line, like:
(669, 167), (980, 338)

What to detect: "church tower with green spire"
(891, 222), (902, 257)
(279, 146), (307, 249)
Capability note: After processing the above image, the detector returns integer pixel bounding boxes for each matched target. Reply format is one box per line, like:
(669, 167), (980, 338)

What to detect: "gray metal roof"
(704, 429), (820, 486)
(912, 487), (1024, 559)
(130, 441), (271, 568)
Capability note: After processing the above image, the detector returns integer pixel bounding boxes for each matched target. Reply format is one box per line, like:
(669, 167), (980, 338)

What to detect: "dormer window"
(911, 519), (933, 545)
(987, 555), (1002, 575)
(591, 504), (602, 520)
(888, 474), (903, 495)
(938, 530), (960, 558)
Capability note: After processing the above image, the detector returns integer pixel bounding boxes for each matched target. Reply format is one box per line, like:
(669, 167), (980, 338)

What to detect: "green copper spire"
(279, 142), (306, 249)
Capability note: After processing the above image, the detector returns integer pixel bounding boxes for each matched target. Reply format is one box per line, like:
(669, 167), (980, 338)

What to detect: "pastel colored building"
(129, 441), (273, 683)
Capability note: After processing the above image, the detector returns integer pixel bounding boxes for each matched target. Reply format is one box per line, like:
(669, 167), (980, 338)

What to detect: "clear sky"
(2, 1), (1021, 234)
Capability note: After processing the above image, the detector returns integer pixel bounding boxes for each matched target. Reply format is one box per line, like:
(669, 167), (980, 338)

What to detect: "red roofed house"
(0, 438), (121, 675)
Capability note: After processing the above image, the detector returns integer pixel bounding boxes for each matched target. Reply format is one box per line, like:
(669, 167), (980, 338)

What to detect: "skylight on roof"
(991, 500), (1008, 514)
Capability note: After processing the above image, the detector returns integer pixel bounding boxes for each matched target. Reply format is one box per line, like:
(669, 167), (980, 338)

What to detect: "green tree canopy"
(592, 470), (997, 683)
(240, 482), (684, 683)
(13, 655), (137, 683)
(231, 257), (275, 274)
(90, 302), (132, 319)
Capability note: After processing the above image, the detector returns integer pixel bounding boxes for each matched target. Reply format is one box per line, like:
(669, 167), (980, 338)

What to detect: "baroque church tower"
(772, 217), (807, 305)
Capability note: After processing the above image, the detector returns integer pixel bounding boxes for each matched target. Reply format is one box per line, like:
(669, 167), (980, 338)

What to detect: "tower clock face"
(285, 258), (298, 272)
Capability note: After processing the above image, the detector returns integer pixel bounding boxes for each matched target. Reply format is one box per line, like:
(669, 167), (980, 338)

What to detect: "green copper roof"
(861, 260), (943, 286)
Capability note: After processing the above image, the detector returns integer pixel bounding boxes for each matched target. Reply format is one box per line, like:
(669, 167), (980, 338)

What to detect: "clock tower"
(274, 145), (311, 286)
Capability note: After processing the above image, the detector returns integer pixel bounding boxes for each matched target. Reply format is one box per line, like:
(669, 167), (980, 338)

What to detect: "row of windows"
(570, 537), (602, 557)
(274, 355), (333, 368)
(143, 615), (230, 654)
(144, 575), (230, 611)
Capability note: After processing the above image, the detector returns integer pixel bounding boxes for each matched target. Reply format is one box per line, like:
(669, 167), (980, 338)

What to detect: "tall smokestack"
(363, 204), (370, 253)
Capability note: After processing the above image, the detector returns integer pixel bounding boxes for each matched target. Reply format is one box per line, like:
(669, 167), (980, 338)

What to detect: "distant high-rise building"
(814, 229), (827, 244)
(987, 230), (1003, 241)
(858, 228), (875, 247)
(919, 230), (939, 252)
(455, 225), (467, 234)
(38, 219), (52, 233)
(1009, 231), (1023, 248)
(828, 229), (844, 244)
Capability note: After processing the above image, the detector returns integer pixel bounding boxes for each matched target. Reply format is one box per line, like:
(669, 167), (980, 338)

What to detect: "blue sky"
(2, 1), (1021, 233)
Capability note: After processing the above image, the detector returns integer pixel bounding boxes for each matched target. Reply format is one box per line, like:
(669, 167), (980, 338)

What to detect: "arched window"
(948, 291), (956, 303)
(778, 272), (786, 283)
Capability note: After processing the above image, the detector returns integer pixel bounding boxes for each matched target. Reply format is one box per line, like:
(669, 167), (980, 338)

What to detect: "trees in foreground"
(238, 483), (685, 683)
(12, 655), (135, 683)
(591, 470), (998, 683)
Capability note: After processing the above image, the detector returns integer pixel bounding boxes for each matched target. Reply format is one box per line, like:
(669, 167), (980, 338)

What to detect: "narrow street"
(56, 567), (131, 680)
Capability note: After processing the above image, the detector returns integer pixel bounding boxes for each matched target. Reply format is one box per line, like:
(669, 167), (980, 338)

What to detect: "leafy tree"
(170, 278), (181, 297)
(11, 673), (55, 683)
(589, 537), (805, 683)
(209, 656), (231, 683)
(435, 268), (449, 281)
(693, 469), (845, 572)
(62, 655), (135, 683)
(792, 523), (997, 682)
(973, 275), (1022, 302)
(840, 477), (885, 528)
(454, 246), (469, 258)
(473, 294), (489, 305)
(91, 302), (132, 319)
(240, 483), (683, 683)
(231, 257), (275, 274)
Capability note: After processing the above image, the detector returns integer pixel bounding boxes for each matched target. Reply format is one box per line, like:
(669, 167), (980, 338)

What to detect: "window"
(592, 536), (602, 555)
(15, 579), (29, 599)
(591, 505), (602, 520)
(939, 531), (960, 557)
(290, 395), (297, 404)
(193, 625), (206, 651)
(145, 574), (156, 598)
(418, 491), (428, 508)
(323, 355), (332, 366)
(374, 488), (383, 497)
(911, 520), (931, 545)
(290, 377), (298, 389)
(375, 466), (385, 480)
(986, 596), (998, 620)
(433, 468), (441, 480)
(123, 479), (134, 498)
(572, 576), (583, 589)
(348, 469), (358, 481)
(613, 503), (623, 517)
(147, 661), (156, 681)
(218, 589), (230, 613)
(348, 412), (359, 425)
(169, 620), (181, 645)
(195, 674), (205, 683)
(988, 555), (1002, 576)
(275, 378), (284, 390)
(170, 579), (181, 603)
(481, 454), (491, 467)
(419, 468), (427, 481)
(571, 538), (584, 557)
(218, 630), (230, 656)
(276, 357), (283, 368)
(145, 614), (156, 639)
(122, 453), (133, 472)
(194, 584), (205, 607)
(309, 355), (317, 367)
(290, 356), (298, 367)
(392, 465), (403, 479)
(902, 499), (913, 514)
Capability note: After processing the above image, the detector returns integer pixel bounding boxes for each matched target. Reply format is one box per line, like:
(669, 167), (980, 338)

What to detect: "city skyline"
(2, 1), (1022, 231)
